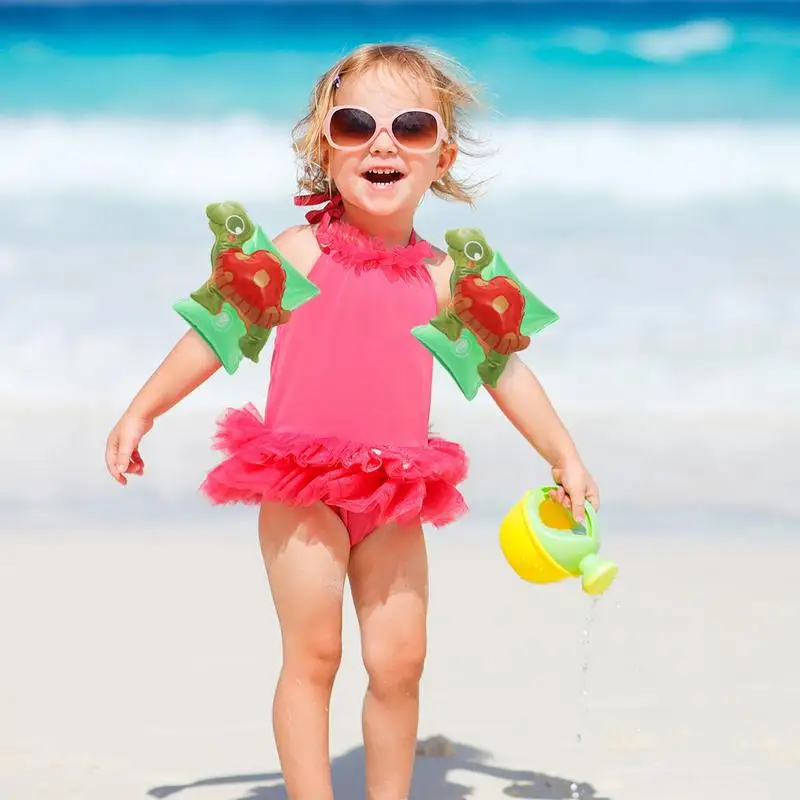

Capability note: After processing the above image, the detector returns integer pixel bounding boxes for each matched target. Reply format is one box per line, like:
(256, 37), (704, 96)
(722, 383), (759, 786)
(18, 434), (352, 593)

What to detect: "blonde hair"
(292, 43), (484, 205)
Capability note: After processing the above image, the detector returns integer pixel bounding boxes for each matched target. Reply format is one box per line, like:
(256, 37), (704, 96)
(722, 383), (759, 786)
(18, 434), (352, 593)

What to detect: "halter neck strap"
(293, 191), (425, 248)
(293, 192), (345, 236)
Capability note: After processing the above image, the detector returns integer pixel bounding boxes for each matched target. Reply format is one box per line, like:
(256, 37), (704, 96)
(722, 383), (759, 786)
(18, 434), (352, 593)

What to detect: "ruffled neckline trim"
(317, 218), (434, 280)
(293, 191), (434, 281)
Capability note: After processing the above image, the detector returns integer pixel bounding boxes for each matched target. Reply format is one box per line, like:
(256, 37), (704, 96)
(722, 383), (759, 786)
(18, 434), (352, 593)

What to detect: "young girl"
(105, 44), (599, 800)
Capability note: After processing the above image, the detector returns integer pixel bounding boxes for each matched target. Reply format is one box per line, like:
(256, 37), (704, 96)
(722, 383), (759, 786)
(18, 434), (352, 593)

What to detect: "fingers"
(106, 414), (151, 485)
(107, 435), (143, 485)
(115, 437), (135, 485)
(105, 431), (125, 484)
(549, 467), (591, 523)
(585, 480), (600, 512)
(570, 490), (586, 524)
(547, 482), (566, 506)
(550, 468), (563, 498)
(128, 449), (145, 476)
(116, 430), (134, 466)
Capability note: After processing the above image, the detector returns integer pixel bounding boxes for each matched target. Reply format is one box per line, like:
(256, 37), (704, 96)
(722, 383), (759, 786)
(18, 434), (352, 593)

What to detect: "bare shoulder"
(426, 245), (455, 309)
(272, 224), (321, 277)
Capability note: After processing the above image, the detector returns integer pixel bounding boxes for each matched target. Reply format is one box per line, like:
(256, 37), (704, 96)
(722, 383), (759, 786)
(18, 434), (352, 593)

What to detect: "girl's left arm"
(430, 249), (599, 522)
(486, 354), (599, 522)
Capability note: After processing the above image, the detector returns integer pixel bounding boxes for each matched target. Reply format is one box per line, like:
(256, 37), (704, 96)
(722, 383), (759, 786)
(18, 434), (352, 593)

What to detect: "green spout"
(578, 553), (618, 596)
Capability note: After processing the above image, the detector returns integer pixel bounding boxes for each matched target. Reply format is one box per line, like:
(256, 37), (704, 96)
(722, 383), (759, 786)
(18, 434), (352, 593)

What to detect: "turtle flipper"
(190, 283), (225, 315)
(238, 325), (270, 363)
(478, 351), (510, 388)
(429, 308), (464, 341)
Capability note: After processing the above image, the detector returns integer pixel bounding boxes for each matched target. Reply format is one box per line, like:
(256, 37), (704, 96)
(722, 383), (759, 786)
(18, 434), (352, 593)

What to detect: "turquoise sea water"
(2, 2), (800, 120)
(1, 1), (798, 522)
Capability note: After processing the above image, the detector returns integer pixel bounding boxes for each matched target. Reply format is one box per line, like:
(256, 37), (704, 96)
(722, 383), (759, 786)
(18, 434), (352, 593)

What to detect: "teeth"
(363, 168), (403, 189)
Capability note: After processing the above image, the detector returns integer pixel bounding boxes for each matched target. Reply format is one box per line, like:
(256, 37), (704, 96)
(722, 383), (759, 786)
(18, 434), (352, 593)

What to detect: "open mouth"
(362, 168), (405, 187)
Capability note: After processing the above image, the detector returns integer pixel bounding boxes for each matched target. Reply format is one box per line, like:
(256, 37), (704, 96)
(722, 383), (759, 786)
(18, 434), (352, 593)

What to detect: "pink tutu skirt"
(201, 404), (469, 528)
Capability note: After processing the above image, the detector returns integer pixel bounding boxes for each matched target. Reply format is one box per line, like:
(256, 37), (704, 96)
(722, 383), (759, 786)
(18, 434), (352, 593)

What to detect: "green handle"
(537, 485), (596, 527)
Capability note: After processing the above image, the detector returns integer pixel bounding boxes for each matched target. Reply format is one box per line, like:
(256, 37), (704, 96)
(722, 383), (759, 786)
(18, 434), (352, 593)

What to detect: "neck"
(340, 200), (415, 248)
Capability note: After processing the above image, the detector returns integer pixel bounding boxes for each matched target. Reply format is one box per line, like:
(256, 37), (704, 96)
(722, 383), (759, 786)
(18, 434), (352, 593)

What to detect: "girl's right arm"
(105, 225), (319, 486)
(105, 329), (221, 484)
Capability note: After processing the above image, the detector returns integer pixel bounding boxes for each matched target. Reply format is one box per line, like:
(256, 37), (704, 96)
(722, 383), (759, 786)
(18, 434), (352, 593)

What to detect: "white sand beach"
(1, 519), (797, 800)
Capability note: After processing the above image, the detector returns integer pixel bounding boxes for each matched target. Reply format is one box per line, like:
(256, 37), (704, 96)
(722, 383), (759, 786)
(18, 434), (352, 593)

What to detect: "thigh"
(259, 500), (351, 657)
(348, 522), (429, 669)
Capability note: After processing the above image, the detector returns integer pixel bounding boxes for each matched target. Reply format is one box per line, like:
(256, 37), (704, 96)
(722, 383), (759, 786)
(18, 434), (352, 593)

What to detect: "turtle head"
(206, 201), (255, 247)
(444, 228), (493, 270)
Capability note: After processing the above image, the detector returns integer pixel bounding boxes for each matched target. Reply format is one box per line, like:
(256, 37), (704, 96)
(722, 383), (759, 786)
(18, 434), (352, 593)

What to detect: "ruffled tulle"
(202, 404), (469, 527)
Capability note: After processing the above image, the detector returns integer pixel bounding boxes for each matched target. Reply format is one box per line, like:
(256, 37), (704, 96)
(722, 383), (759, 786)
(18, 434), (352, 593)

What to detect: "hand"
(549, 459), (600, 524)
(105, 413), (153, 485)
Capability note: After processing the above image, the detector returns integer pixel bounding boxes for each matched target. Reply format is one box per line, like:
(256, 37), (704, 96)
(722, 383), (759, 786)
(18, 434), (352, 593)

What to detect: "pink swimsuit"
(202, 194), (468, 546)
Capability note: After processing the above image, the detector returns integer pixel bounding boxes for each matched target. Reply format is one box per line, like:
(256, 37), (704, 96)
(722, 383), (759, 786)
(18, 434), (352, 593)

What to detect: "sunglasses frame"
(323, 105), (449, 154)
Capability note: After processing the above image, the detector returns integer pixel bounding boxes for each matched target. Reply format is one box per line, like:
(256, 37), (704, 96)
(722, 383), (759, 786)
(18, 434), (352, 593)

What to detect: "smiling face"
(321, 64), (457, 219)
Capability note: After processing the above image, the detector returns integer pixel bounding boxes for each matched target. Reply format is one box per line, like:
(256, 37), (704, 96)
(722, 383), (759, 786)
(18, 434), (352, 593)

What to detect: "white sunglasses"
(323, 105), (449, 154)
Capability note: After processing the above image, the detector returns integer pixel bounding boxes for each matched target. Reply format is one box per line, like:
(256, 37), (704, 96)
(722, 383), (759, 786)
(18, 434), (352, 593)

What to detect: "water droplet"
(575, 597), (599, 784)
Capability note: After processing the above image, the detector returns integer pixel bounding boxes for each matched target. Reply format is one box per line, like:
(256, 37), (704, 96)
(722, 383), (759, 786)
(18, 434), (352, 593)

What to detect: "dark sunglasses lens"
(329, 108), (376, 147)
(392, 111), (439, 149)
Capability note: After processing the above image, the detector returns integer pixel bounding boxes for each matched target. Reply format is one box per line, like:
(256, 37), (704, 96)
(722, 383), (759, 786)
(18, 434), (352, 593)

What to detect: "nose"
(370, 127), (397, 155)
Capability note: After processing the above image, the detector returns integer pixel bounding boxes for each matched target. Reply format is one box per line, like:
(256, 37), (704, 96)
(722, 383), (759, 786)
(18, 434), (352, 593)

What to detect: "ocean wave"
(628, 20), (735, 63)
(2, 115), (800, 204)
(561, 19), (737, 62)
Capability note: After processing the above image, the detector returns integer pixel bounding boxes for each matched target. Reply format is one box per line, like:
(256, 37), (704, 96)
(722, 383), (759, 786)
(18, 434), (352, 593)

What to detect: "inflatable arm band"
(412, 228), (558, 400)
(173, 201), (320, 374)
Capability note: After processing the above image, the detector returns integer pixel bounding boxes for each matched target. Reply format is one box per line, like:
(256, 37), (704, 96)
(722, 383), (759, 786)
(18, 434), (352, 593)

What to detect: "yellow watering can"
(499, 486), (618, 596)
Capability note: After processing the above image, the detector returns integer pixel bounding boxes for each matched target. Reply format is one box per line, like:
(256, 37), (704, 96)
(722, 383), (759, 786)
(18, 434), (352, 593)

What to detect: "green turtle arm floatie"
(173, 201), (320, 374)
(412, 228), (559, 400)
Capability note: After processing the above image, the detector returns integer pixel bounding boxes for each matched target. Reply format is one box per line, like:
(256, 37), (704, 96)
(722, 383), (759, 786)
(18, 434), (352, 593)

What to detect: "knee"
(284, 631), (342, 687)
(363, 633), (426, 698)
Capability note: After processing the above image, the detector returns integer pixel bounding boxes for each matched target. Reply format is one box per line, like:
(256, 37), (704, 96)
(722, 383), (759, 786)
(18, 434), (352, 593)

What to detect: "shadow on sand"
(148, 736), (611, 799)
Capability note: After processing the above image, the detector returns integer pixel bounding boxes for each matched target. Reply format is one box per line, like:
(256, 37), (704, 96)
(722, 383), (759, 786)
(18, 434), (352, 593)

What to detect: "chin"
(361, 198), (411, 217)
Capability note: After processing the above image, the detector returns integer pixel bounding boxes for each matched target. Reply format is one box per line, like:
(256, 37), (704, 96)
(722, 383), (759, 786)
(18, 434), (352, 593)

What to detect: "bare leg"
(259, 500), (350, 800)
(348, 522), (428, 800)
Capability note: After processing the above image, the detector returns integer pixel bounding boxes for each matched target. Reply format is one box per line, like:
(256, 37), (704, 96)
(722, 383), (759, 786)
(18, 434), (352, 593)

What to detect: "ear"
(435, 141), (458, 182)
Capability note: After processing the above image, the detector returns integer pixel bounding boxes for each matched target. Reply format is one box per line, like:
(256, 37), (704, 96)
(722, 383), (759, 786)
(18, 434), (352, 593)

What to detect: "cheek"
(407, 153), (441, 185)
(329, 151), (363, 182)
